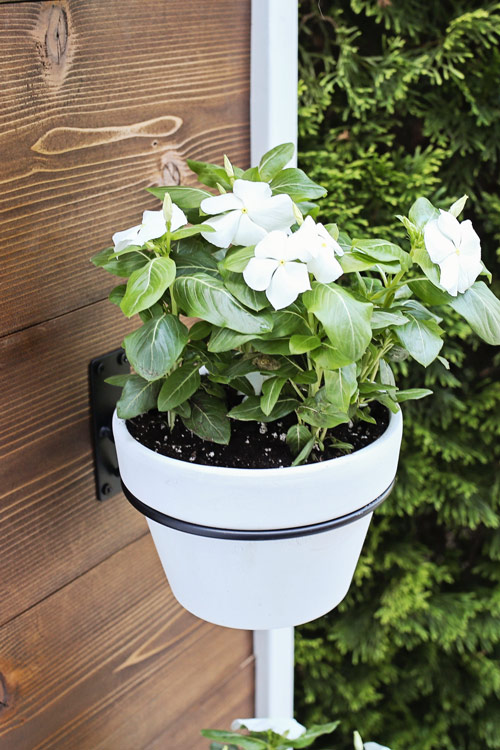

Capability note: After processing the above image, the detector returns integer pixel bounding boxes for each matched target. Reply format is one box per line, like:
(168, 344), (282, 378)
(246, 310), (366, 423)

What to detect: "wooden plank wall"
(0, 2), (254, 748)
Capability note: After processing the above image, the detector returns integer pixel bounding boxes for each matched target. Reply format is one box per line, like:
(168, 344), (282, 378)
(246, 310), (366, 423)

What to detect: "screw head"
(118, 352), (128, 366)
(94, 361), (105, 375)
(101, 483), (112, 497)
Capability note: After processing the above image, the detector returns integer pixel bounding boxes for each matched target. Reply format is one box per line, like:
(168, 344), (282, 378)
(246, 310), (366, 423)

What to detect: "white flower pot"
(113, 408), (403, 630)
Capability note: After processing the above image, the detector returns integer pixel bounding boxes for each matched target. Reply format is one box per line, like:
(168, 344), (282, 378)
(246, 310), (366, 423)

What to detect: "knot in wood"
(0, 673), (10, 712)
(45, 6), (68, 64)
(162, 161), (181, 186)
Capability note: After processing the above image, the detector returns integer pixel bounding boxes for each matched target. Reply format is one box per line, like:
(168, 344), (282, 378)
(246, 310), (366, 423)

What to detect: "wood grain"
(0, 535), (253, 750)
(0, 0), (251, 336)
(0, 299), (146, 626)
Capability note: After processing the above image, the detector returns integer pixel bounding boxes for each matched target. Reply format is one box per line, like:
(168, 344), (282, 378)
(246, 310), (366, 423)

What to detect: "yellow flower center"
(241, 207), (248, 214)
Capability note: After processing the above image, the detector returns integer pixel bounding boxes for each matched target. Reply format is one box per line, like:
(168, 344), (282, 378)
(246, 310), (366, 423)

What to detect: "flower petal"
(233, 212), (268, 246)
(317, 222), (344, 255)
(200, 210), (240, 248)
(248, 194), (296, 232)
(307, 246), (343, 283)
(438, 254), (459, 296)
(137, 210), (167, 243)
(437, 209), (461, 246)
(233, 179), (272, 207)
(266, 261), (311, 309)
(171, 203), (188, 231)
(424, 220), (456, 264)
(243, 257), (279, 290)
(112, 225), (141, 252)
(458, 219), (481, 258)
(200, 192), (242, 215)
(456, 254), (483, 294)
(254, 231), (290, 260)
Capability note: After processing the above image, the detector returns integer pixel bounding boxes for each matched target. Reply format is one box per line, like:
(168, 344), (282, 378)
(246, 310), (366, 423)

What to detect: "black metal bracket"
(89, 348), (129, 500)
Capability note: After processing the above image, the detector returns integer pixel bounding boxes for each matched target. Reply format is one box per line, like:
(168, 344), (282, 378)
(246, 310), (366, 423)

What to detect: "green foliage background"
(295, 2), (500, 748)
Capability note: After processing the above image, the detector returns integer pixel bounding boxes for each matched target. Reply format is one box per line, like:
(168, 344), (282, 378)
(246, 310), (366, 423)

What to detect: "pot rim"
(112, 406), (402, 477)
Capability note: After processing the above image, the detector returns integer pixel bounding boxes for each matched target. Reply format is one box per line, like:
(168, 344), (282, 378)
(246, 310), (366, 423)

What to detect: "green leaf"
(116, 376), (161, 419)
(105, 374), (132, 387)
(412, 242), (442, 288)
(270, 168), (327, 201)
(174, 273), (273, 334)
(123, 314), (188, 381)
(297, 391), (349, 428)
(200, 730), (267, 750)
(182, 392), (230, 444)
(101, 250), (151, 278)
(157, 363), (200, 411)
(260, 377), (287, 416)
(351, 239), (411, 272)
(339, 252), (383, 274)
(208, 328), (256, 353)
(222, 271), (269, 311)
(188, 320), (213, 340)
(222, 245), (256, 273)
(250, 337), (291, 355)
(371, 310), (409, 329)
(409, 197), (439, 229)
(172, 242), (219, 278)
(258, 142), (295, 181)
(147, 185), (212, 210)
(228, 395), (298, 422)
(109, 284), (127, 306)
(396, 388), (433, 402)
(291, 437), (316, 466)
(120, 257), (176, 317)
(324, 363), (357, 412)
(91, 246), (114, 267)
(267, 304), (310, 337)
(286, 424), (312, 456)
(187, 159), (242, 190)
(289, 334), (322, 354)
(286, 721), (340, 748)
(449, 281), (500, 345)
(408, 279), (453, 306)
(170, 224), (214, 240)
(230, 376), (256, 397)
(303, 282), (373, 367)
(396, 314), (444, 366)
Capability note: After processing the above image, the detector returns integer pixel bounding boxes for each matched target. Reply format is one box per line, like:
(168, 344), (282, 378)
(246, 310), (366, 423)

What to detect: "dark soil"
(127, 401), (389, 470)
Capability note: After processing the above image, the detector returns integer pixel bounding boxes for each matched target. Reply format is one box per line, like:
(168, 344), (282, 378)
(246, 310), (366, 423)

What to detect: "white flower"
(289, 215), (344, 283)
(423, 209), (482, 296)
(112, 205), (187, 253)
(231, 717), (306, 740)
(200, 179), (296, 248)
(364, 743), (392, 750)
(243, 230), (311, 310)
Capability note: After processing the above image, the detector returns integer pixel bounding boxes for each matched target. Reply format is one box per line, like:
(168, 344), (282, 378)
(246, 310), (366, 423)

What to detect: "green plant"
(92, 145), (499, 466)
(295, 1), (500, 747)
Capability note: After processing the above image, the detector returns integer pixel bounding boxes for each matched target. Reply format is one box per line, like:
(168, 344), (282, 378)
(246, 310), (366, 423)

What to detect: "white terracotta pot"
(113, 408), (403, 630)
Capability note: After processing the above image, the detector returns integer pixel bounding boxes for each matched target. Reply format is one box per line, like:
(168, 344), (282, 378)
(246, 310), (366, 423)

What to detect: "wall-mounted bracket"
(89, 348), (129, 501)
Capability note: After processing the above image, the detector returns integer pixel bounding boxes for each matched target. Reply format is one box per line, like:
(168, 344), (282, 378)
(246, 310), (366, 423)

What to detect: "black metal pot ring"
(121, 478), (395, 541)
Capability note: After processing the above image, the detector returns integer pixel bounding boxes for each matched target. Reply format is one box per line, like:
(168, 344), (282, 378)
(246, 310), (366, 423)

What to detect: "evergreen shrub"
(295, 2), (500, 748)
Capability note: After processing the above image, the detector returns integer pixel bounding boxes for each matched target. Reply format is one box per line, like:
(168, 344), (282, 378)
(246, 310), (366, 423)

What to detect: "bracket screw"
(101, 483), (112, 497)
(118, 352), (128, 366)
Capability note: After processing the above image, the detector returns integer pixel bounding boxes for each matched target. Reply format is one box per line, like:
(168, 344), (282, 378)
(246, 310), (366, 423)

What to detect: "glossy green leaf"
(123, 314), (188, 381)
(200, 730), (266, 750)
(208, 327), (256, 353)
(297, 392), (349, 429)
(120, 257), (176, 317)
(324, 363), (357, 412)
(222, 271), (269, 311)
(260, 377), (287, 416)
(267, 304), (310, 337)
(101, 249), (151, 278)
(352, 238), (411, 272)
(409, 197), (439, 229)
(105, 374), (132, 387)
(408, 279), (453, 306)
(286, 424), (312, 456)
(222, 245), (256, 273)
(289, 334), (322, 354)
(187, 159), (242, 190)
(172, 244), (219, 278)
(116, 376), (161, 419)
(304, 282), (373, 367)
(182, 392), (230, 444)
(258, 142), (295, 181)
(449, 281), (500, 345)
(91, 246), (114, 267)
(157, 363), (200, 411)
(371, 310), (409, 329)
(286, 721), (340, 748)
(228, 396), (298, 422)
(270, 168), (327, 201)
(109, 284), (127, 306)
(174, 273), (273, 334)
(396, 388), (433, 402)
(396, 314), (444, 366)
(147, 185), (211, 210)
(170, 224), (214, 240)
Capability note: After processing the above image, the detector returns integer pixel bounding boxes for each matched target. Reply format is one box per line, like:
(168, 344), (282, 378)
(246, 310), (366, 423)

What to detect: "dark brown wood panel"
(0, 300), (146, 625)
(0, 0), (251, 335)
(0, 535), (254, 750)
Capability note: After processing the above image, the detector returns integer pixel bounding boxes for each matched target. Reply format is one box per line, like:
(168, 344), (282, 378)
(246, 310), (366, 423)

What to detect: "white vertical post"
(250, 0), (299, 720)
